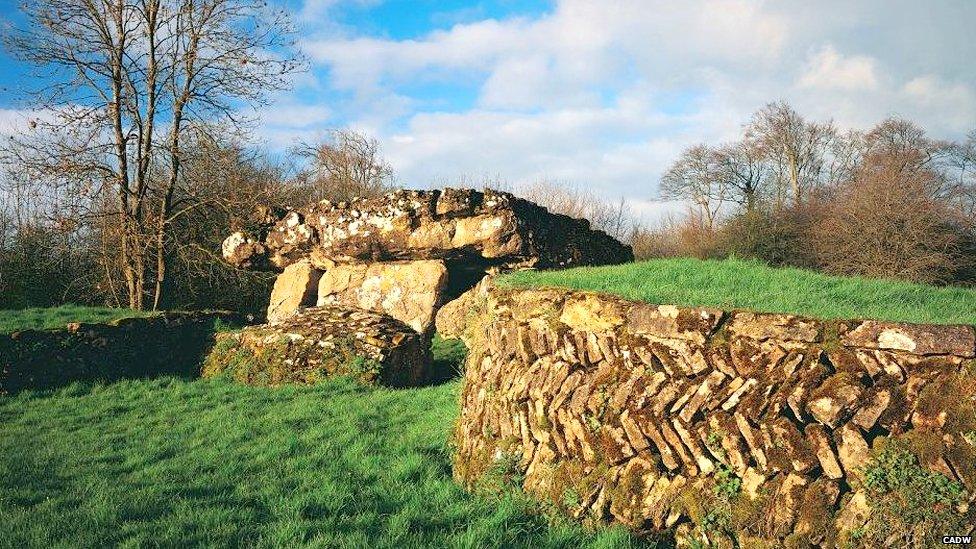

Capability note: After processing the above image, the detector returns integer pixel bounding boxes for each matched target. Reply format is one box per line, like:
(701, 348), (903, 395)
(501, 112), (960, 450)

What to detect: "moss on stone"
(861, 438), (968, 548)
(705, 321), (730, 350)
(820, 321), (846, 352)
(917, 372), (976, 434)
(730, 483), (773, 538)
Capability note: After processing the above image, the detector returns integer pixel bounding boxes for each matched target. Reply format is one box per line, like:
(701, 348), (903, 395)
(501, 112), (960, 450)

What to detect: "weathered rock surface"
(727, 311), (823, 343)
(267, 260), (323, 323)
(449, 287), (976, 546)
(203, 305), (429, 387)
(222, 188), (634, 272)
(221, 230), (268, 270)
(316, 259), (448, 334)
(223, 188), (632, 328)
(842, 320), (976, 357)
(434, 275), (492, 344)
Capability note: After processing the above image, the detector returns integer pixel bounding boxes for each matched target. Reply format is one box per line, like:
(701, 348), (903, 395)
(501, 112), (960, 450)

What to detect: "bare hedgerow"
(811, 149), (963, 284)
(717, 202), (821, 268)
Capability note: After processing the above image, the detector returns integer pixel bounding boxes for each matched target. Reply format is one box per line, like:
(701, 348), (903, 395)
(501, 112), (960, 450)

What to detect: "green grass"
(0, 304), (150, 334)
(499, 257), (976, 325)
(0, 335), (647, 548)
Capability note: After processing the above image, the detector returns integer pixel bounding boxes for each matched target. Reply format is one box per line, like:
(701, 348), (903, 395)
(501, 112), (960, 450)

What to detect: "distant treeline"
(638, 102), (976, 285)
(0, 130), (395, 313)
(4, 103), (975, 312)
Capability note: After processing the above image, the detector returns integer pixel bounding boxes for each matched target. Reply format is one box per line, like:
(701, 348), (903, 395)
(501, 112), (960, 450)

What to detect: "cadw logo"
(944, 536), (973, 545)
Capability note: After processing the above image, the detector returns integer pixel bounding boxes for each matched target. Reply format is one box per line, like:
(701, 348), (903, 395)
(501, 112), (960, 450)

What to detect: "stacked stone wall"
(0, 311), (242, 394)
(202, 305), (429, 387)
(449, 286), (976, 546)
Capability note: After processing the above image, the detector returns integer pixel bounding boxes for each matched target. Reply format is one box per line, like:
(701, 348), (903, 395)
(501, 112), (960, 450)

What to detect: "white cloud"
(257, 104), (332, 129)
(903, 75), (975, 111)
(284, 0), (976, 221)
(381, 94), (735, 202)
(797, 46), (879, 91)
(900, 75), (976, 134)
(302, 0), (790, 104)
(0, 108), (59, 136)
(246, 101), (334, 149)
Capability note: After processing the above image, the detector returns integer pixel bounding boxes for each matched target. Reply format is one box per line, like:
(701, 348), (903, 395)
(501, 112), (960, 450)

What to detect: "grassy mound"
(0, 304), (150, 334)
(0, 309), (645, 548)
(499, 257), (976, 325)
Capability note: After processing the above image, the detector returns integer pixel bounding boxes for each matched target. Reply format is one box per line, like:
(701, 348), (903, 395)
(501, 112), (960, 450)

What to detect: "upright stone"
(267, 260), (322, 323)
(316, 259), (448, 334)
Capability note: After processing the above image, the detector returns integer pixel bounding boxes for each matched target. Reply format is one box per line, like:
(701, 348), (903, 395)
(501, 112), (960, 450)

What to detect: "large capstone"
(222, 188), (634, 328)
(222, 188), (634, 272)
(202, 305), (430, 387)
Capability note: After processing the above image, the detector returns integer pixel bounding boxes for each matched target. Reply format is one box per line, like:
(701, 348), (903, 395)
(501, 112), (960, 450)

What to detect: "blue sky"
(2, 0), (976, 220)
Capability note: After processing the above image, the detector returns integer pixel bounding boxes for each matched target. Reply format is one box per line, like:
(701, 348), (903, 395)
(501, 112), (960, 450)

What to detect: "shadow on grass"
(424, 335), (468, 386)
(0, 376), (661, 548)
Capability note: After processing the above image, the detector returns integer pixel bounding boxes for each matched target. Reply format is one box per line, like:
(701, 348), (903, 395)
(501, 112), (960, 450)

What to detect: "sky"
(1, 0), (975, 221)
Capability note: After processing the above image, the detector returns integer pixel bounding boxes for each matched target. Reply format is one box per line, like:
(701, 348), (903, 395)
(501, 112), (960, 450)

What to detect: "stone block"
(267, 260), (322, 323)
(317, 259), (448, 334)
(203, 305), (429, 387)
(842, 320), (975, 357)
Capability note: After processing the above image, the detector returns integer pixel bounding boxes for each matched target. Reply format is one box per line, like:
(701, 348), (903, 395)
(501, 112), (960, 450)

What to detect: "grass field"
(0, 321), (645, 548)
(499, 257), (976, 325)
(0, 304), (150, 334)
(9, 257), (969, 546)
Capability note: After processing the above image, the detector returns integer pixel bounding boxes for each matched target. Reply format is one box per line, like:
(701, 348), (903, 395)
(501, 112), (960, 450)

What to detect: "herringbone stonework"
(446, 284), (976, 547)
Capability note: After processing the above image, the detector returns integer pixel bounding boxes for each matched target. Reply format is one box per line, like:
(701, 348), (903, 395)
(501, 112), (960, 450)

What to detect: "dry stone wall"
(0, 311), (242, 394)
(448, 285), (976, 547)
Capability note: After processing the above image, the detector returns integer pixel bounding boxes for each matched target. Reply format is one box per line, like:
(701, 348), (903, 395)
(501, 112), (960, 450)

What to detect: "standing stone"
(267, 260), (323, 324)
(317, 259), (448, 334)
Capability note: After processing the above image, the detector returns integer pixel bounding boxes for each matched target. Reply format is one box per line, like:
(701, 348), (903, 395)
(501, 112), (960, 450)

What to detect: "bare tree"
(294, 129), (396, 203)
(659, 144), (730, 230)
(715, 141), (766, 211)
(745, 101), (836, 206)
(2, 0), (305, 309)
(162, 135), (297, 313)
(821, 128), (864, 192)
(948, 130), (976, 231)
